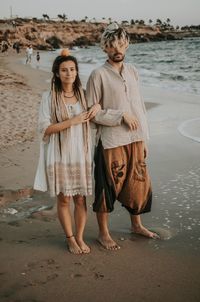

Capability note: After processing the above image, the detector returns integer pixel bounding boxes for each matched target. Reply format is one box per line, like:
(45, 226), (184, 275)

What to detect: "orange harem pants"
(93, 140), (152, 215)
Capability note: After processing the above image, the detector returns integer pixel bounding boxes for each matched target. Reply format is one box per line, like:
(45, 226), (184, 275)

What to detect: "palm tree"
(156, 18), (162, 26)
(139, 19), (145, 25)
(121, 20), (129, 25)
(42, 14), (50, 20)
(148, 19), (153, 25)
(166, 18), (171, 25)
(57, 14), (67, 22)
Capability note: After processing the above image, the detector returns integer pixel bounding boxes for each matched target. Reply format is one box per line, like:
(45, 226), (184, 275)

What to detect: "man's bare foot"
(66, 236), (83, 254)
(97, 234), (120, 250)
(76, 238), (91, 254)
(132, 225), (160, 239)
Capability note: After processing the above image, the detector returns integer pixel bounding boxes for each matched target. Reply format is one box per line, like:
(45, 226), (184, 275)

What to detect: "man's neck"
(107, 59), (124, 73)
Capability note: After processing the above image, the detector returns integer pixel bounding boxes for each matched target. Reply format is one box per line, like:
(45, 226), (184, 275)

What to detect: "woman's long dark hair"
(50, 55), (83, 156)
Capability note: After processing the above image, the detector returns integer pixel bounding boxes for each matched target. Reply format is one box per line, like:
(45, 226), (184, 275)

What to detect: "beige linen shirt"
(86, 61), (149, 149)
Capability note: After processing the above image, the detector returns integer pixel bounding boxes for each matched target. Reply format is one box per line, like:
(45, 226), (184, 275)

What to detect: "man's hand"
(122, 113), (139, 130)
(87, 103), (101, 119)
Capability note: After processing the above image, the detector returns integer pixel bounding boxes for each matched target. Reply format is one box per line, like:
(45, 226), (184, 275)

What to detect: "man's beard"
(109, 53), (125, 62)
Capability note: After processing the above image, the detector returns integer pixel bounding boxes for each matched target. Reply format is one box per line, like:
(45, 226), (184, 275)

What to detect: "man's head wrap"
(100, 22), (130, 50)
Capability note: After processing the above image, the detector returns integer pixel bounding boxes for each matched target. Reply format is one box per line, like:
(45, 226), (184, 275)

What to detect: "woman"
(34, 49), (100, 254)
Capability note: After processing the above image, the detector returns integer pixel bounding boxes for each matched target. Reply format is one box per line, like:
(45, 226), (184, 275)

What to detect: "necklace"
(63, 93), (74, 98)
(62, 90), (74, 98)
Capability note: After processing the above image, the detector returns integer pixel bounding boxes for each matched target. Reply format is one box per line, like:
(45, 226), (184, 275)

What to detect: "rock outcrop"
(0, 19), (199, 50)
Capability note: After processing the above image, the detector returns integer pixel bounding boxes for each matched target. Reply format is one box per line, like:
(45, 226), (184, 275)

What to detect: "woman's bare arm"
(44, 111), (89, 136)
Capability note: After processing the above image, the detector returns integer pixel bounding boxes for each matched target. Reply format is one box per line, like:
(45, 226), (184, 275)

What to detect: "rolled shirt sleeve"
(86, 70), (123, 127)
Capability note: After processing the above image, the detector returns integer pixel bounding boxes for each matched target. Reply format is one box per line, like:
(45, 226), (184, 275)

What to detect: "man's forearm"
(92, 109), (124, 127)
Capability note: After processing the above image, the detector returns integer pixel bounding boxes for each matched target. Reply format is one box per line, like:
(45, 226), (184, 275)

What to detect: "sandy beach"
(0, 51), (200, 302)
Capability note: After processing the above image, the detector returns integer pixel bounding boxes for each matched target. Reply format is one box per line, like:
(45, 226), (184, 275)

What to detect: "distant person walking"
(36, 51), (40, 66)
(13, 42), (20, 54)
(26, 45), (33, 64)
(11, 20), (16, 28)
(1, 41), (9, 53)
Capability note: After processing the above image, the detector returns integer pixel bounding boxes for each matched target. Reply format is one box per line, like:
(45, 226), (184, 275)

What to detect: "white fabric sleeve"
(86, 71), (123, 127)
(38, 91), (52, 143)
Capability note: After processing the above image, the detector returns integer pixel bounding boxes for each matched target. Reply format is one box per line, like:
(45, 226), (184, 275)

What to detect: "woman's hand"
(122, 113), (139, 130)
(87, 103), (101, 119)
(70, 111), (90, 125)
(44, 111), (90, 135)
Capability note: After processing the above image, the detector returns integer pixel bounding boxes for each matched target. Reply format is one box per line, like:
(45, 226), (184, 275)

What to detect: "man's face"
(104, 40), (127, 63)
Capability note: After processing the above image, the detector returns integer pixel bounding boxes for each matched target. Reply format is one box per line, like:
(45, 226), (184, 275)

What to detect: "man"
(26, 45), (33, 64)
(86, 23), (158, 250)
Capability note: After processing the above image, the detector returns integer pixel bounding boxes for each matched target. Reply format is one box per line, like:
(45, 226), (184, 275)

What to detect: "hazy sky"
(0, 0), (199, 26)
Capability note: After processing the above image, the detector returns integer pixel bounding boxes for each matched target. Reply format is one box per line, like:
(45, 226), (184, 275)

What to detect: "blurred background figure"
(36, 51), (40, 67)
(13, 41), (20, 54)
(1, 41), (9, 53)
(25, 45), (33, 64)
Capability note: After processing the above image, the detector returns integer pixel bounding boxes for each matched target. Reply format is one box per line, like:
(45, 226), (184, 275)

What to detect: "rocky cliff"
(0, 19), (199, 50)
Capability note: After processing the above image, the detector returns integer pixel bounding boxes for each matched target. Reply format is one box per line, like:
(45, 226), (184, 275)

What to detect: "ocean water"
(31, 37), (200, 95)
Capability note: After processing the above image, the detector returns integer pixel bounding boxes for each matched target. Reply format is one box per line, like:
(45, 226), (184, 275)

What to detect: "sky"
(0, 0), (199, 26)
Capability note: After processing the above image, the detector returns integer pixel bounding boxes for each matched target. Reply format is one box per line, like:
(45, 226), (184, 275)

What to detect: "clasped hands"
(71, 103), (101, 125)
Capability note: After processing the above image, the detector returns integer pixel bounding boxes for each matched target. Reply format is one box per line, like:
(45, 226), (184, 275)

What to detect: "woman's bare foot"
(66, 236), (83, 254)
(76, 238), (91, 254)
(98, 234), (120, 250)
(132, 225), (160, 239)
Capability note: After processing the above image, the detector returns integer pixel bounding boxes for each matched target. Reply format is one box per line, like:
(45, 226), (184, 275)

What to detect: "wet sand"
(0, 52), (200, 302)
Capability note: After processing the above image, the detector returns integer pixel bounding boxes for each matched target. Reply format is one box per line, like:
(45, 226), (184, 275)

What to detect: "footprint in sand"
(151, 227), (177, 240)
(23, 259), (59, 287)
(26, 258), (59, 271)
(70, 273), (83, 278)
(46, 273), (59, 281)
(94, 272), (104, 280)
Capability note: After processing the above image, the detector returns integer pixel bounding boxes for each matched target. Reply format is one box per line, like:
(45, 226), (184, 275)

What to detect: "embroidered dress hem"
(49, 188), (93, 197)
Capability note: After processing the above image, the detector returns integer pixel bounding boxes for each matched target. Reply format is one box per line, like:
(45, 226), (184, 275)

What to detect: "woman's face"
(58, 60), (77, 86)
